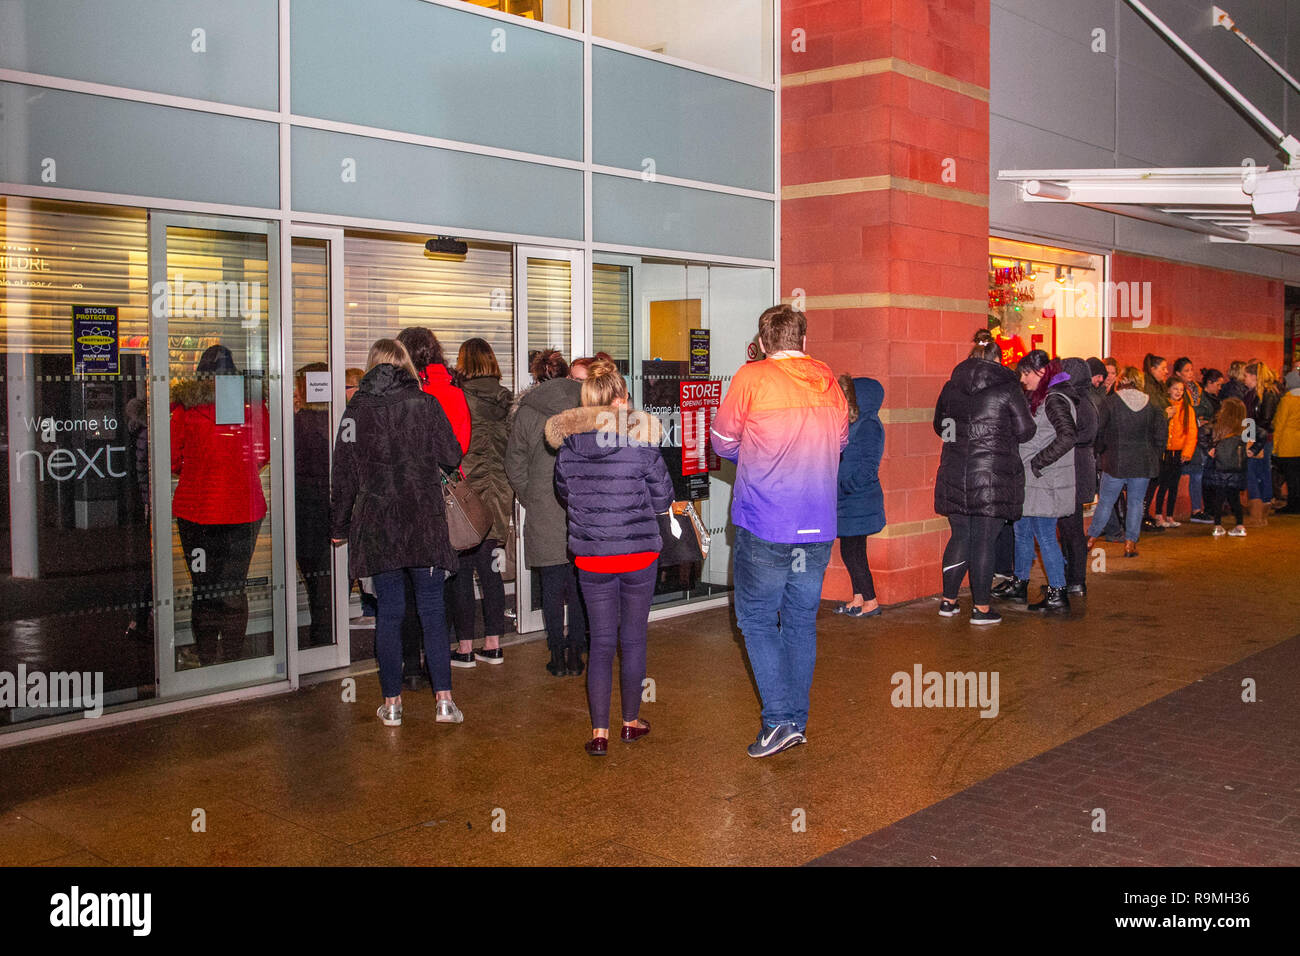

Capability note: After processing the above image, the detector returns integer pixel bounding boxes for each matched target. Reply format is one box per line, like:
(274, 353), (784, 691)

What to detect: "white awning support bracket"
(1122, 0), (1299, 168)
(1214, 6), (1300, 97)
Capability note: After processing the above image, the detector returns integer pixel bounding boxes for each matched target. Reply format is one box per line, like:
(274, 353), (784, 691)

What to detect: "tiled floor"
(2, 517), (1298, 866)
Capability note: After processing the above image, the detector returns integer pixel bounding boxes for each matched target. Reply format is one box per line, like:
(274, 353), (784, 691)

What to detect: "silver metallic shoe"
(435, 699), (464, 723)
(376, 702), (402, 727)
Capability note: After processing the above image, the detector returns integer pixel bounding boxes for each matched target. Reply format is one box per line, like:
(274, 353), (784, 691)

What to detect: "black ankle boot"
(563, 644), (585, 677)
(1028, 585), (1070, 613)
(991, 577), (1028, 603)
(545, 647), (565, 676)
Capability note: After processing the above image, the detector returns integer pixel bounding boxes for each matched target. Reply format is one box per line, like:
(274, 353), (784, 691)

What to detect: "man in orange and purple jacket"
(711, 305), (849, 757)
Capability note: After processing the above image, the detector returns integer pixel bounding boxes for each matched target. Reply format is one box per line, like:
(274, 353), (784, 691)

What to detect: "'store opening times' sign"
(680, 380), (722, 476)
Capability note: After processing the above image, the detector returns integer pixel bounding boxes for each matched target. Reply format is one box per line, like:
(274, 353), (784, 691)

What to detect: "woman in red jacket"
(396, 327), (471, 454)
(170, 344), (271, 665)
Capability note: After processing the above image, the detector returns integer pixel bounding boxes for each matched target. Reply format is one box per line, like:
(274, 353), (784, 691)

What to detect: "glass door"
(513, 246), (585, 635)
(148, 213), (285, 698)
(289, 227), (350, 675)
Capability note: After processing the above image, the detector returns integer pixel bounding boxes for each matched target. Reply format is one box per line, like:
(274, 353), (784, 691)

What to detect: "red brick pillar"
(780, 0), (992, 605)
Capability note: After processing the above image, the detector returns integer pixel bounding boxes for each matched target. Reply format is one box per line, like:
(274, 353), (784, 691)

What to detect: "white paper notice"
(214, 375), (246, 425)
(305, 370), (331, 403)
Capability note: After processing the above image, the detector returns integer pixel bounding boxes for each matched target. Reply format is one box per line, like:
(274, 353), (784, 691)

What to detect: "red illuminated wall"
(781, 0), (991, 604)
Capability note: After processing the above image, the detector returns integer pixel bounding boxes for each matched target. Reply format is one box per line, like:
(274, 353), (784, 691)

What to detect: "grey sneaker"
(435, 699), (464, 723)
(376, 702), (402, 727)
(747, 722), (805, 758)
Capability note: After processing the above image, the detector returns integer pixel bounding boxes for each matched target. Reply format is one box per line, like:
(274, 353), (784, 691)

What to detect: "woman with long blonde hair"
(331, 338), (466, 726)
(1243, 361), (1281, 524)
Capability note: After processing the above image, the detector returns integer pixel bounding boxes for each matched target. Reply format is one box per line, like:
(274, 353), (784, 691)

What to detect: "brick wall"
(1108, 253), (1284, 375)
(781, 0), (991, 604)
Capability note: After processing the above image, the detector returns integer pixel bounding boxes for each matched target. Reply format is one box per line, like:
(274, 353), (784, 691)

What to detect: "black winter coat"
(1094, 389), (1167, 479)
(547, 405), (674, 557)
(933, 357), (1036, 520)
(1061, 358), (1099, 505)
(330, 363), (463, 578)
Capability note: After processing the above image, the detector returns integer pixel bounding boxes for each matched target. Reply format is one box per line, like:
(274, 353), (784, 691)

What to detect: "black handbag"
(657, 507), (704, 567)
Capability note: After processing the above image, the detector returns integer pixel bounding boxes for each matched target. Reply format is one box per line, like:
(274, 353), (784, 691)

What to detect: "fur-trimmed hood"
(544, 404), (663, 453)
(170, 377), (216, 409)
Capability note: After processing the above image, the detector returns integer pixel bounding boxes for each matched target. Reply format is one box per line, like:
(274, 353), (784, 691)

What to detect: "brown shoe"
(620, 719), (650, 742)
(584, 736), (608, 756)
(1124, 541), (1138, 558)
(1244, 499), (1268, 527)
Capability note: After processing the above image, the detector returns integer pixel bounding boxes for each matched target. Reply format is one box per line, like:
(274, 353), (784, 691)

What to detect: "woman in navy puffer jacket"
(547, 359), (674, 756)
(835, 374), (886, 617)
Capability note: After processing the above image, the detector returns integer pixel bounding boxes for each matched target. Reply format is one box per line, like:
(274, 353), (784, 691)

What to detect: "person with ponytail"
(1152, 378), (1197, 527)
(546, 360), (673, 756)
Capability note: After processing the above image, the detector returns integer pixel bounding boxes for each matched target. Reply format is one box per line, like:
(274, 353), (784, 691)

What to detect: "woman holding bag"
(546, 359), (674, 756)
(331, 339), (465, 727)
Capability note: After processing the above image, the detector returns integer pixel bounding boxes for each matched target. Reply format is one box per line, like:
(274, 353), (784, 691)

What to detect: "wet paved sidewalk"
(1, 518), (1298, 866)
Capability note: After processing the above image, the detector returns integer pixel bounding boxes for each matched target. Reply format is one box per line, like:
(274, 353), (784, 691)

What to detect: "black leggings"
(540, 562), (587, 653)
(838, 535), (876, 601)
(579, 562), (657, 729)
(1153, 450), (1183, 518)
(448, 537), (506, 641)
(1204, 486), (1243, 526)
(993, 519), (1014, 576)
(942, 514), (1002, 606)
(176, 518), (262, 666)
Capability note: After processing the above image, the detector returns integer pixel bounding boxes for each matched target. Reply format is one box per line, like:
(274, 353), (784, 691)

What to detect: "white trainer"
(1212, 525), (1227, 537)
(435, 699), (464, 723)
(1228, 525), (1247, 537)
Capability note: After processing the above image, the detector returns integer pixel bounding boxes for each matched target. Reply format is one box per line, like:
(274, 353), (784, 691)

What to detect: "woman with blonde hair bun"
(545, 359), (674, 755)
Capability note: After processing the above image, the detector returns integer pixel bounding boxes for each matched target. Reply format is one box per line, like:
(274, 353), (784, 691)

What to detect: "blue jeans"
(1013, 515), (1066, 588)
(373, 567), (452, 697)
(1246, 442), (1273, 500)
(1183, 463), (1203, 512)
(1089, 473), (1150, 543)
(733, 527), (832, 731)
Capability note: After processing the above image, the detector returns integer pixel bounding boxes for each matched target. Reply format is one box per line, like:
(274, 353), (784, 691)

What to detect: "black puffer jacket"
(330, 363), (463, 578)
(1095, 388), (1167, 479)
(1061, 358), (1099, 505)
(933, 357), (1036, 519)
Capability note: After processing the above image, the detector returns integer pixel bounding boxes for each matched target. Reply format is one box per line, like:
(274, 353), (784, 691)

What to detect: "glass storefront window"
(989, 237), (1106, 364)
(593, 253), (772, 608)
(593, 0), (774, 83)
(461, 0), (582, 30)
(2, 197), (153, 726)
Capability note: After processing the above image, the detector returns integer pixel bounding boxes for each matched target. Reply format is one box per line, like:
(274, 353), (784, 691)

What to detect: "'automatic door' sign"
(72, 305), (119, 376)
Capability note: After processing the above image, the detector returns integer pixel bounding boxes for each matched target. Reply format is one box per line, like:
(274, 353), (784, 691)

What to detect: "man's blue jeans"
(1013, 515), (1066, 588)
(733, 527), (832, 732)
(1089, 473), (1150, 544)
(1183, 462), (1204, 512)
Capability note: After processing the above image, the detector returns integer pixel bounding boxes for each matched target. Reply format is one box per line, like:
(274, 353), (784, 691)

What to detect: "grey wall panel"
(291, 0), (582, 161)
(1118, 0), (1287, 126)
(290, 127), (583, 241)
(990, 115), (1116, 250)
(993, 0), (1114, 47)
(991, 7), (1116, 150)
(593, 174), (773, 260)
(1114, 214), (1284, 277)
(592, 47), (774, 192)
(1118, 59), (1277, 167)
(0, 82), (278, 207)
(0, 0), (278, 110)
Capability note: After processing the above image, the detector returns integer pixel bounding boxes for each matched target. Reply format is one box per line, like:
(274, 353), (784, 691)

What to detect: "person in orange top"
(1153, 378), (1197, 527)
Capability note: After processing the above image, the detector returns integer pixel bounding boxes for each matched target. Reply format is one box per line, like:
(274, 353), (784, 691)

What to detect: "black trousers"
(176, 518), (263, 666)
(448, 537), (507, 641)
(1277, 456), (1300, 512)
(1153, 450), (1183, 518)
(1058, 503), (1088, 588)
(295, 507), (333, 648)
(942, 514), (1002, 606)
(838, 534), (876, 601)
(993, 519), (1014, 577)
(540, 562), (587, 653)
(1204, 485), (1243, 525)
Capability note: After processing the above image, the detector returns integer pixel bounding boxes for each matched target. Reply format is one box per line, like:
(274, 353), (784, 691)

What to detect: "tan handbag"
(441, 470), (492, 551)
